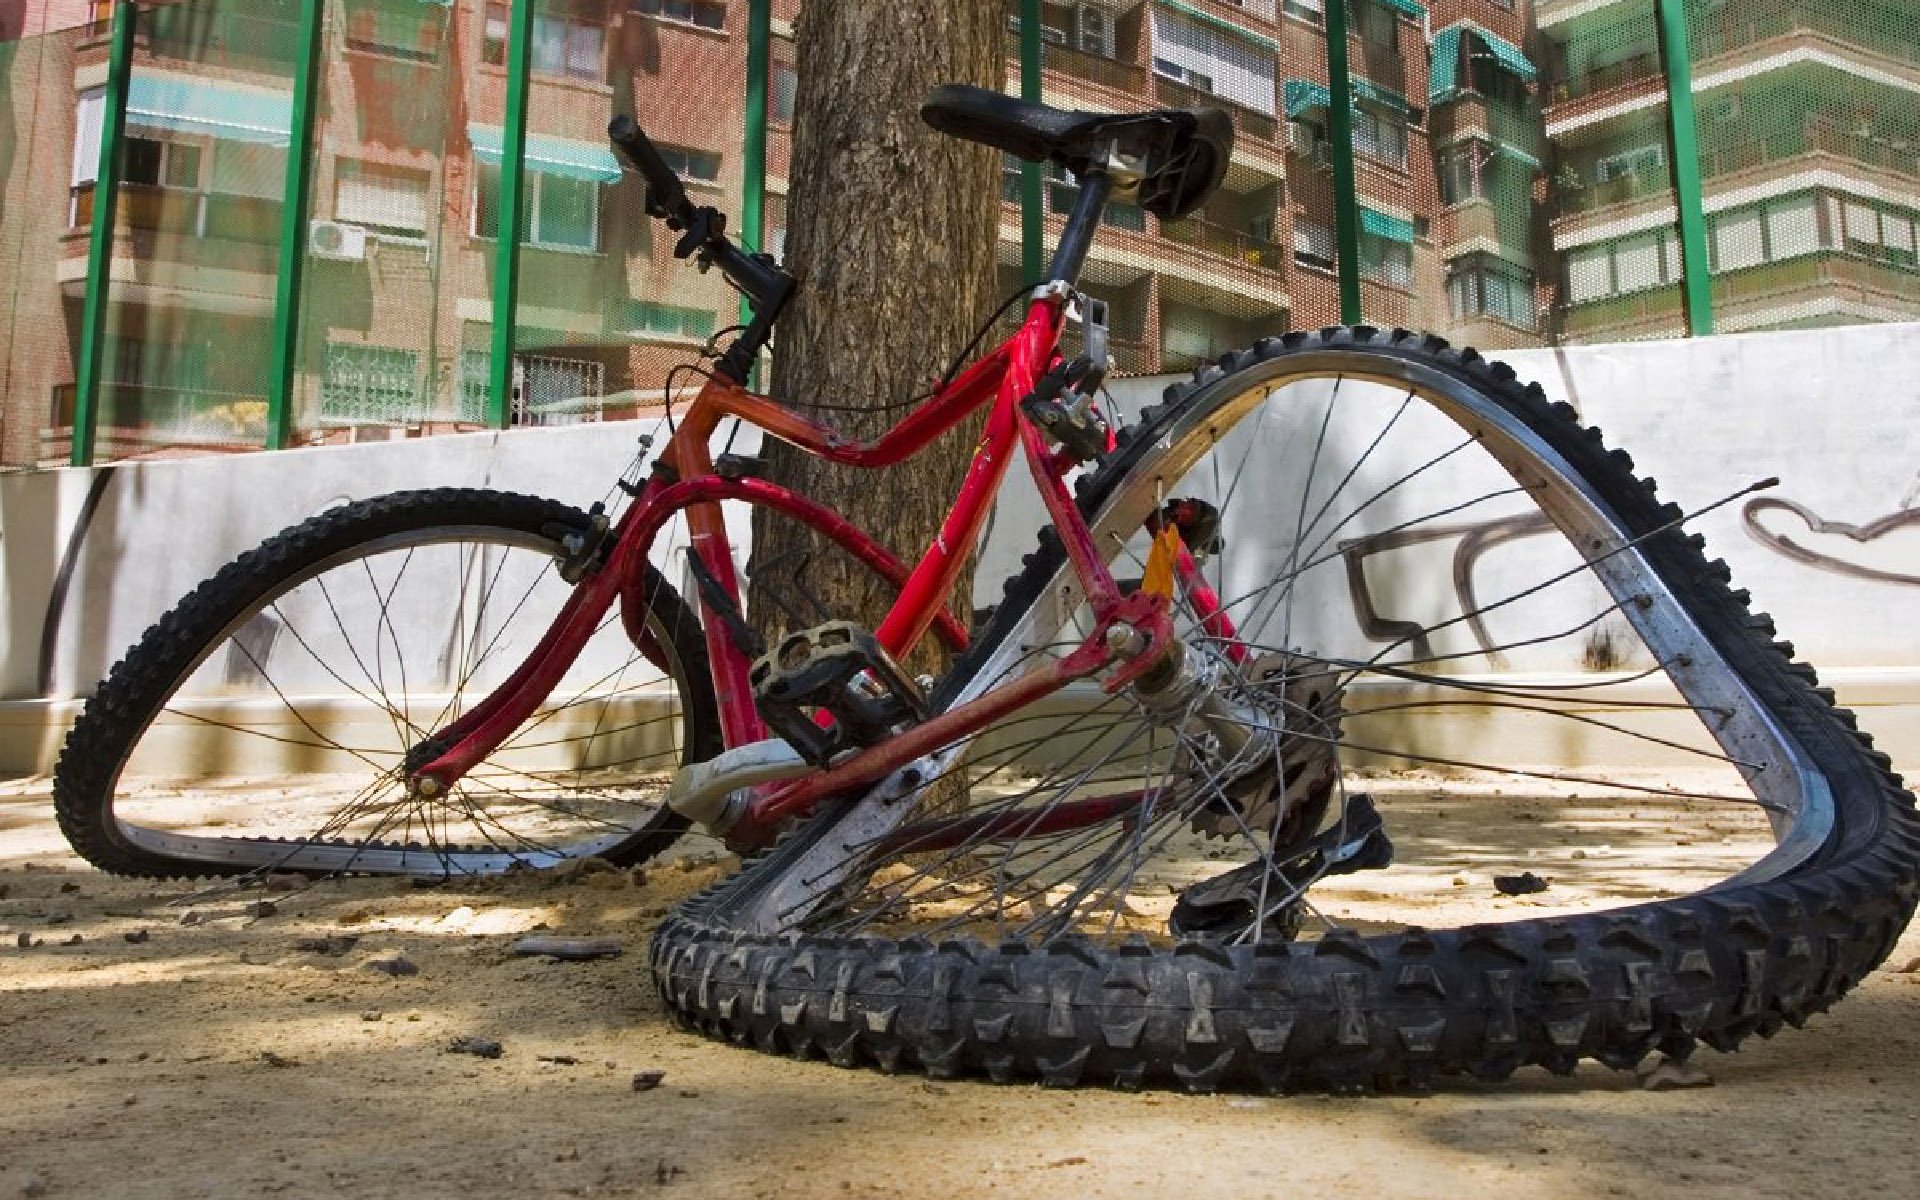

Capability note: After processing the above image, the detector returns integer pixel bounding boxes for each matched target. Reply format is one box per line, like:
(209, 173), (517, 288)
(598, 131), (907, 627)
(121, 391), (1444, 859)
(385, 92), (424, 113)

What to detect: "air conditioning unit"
(310, 220), (368, 261)
(1286, 123), (1316, 156)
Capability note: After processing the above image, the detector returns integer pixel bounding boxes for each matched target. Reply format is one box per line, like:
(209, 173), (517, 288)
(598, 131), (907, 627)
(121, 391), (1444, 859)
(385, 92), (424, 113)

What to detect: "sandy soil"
(3, 773), (1919, 1200)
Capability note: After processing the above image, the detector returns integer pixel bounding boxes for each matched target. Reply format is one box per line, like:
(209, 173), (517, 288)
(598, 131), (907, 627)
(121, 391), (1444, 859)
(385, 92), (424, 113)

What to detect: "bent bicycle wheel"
(653, 329), (1919, 1091)
(55, 488), (719, 878)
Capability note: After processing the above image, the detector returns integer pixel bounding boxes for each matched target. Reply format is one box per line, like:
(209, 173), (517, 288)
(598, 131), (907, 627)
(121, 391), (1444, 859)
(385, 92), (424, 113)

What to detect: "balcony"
(1558, 250), (1920, 339)
(1699, 118), (1920, 185)
(1435, 93), (1544, 164)
(1546, 52), (1660, 106)
(1552, 168), (1670, 218)
(1691, 4), (1920, 73)
(1154, 74), (1277, 144)
(142, 8), (307, 77)
(1007, 34), (1148, 98)
(1160, 216), (1286, 271)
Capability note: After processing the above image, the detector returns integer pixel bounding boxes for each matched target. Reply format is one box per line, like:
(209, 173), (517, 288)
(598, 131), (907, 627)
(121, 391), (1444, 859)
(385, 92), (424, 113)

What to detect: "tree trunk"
(749, 1), (1003, 684)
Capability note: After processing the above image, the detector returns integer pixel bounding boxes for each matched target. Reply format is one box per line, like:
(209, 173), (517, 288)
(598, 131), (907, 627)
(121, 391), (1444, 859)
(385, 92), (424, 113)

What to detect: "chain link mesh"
(1, 0), (1915, 468)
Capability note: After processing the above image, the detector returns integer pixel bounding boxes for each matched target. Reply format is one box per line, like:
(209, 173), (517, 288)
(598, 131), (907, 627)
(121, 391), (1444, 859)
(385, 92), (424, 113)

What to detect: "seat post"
(1044, 168), (1114, 286)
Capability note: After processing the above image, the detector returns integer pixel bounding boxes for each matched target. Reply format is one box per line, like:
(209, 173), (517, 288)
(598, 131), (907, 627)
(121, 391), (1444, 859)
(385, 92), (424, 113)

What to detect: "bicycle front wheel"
(654, 328), (1918, 1091)
(55, 488), (719, 878)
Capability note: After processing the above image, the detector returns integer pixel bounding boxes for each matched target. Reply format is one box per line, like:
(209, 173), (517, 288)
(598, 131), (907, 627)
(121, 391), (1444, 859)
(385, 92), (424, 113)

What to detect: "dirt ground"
(4, 772), (1919, 1200)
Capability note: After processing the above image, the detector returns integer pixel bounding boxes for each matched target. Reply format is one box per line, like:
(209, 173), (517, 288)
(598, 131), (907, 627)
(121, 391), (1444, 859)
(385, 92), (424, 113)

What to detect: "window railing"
(143, 6), (307, 74)
(1546, 51), (1660, 104)
(1160, 216), (1287, 270)
(1007, 33), (1148, 94)
(1153, 75), (1278, 143)
(1700, 118), (1920, 182)
(1553, 168), (1671, 217)
(91, 382), (270, 442)
(1691, 4), (1920, 70)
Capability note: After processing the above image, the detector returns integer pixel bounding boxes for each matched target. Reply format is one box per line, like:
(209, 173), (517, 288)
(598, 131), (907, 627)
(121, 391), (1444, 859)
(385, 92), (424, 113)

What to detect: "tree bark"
(749, 1), (1003, 682)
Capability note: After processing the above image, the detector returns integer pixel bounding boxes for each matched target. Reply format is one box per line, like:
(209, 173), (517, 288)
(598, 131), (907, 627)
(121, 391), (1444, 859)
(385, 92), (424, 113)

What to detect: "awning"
(1350, 77), (1409, 114)
(1429, 27), (1463, 101)
(1497, 141), (1541, 171)
(1285, 77), (1407, 117)
(1284, 79), (1331, 118)
(1471, 27), (1537, 84)
(468, 123), (623, 183)
(125, 74), (292, 146)
(1359, 207), (1414, 243)
(1158, 0), (1280, 53)
(1369, 0), (1426, 19)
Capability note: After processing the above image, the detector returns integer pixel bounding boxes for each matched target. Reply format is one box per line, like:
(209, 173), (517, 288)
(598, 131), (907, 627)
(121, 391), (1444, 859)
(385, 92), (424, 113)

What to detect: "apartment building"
(2, 0), (755, 466)
(1538, 0), (1920, 340)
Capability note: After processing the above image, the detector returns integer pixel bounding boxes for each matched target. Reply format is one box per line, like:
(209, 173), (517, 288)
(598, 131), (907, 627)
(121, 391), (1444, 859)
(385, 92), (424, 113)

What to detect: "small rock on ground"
(363, 953), (418, 977)
(1638, 1056), (1714, 1090)
(447, 1036), (503, 1060)
(631, 1070), (665, 1092)
(1493, 871), (1550, 896)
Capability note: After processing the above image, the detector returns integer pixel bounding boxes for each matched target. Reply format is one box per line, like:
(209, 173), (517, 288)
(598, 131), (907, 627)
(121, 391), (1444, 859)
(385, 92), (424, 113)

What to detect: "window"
(1564, 227), (1682, 302)
(1438, 143), (1481, 204)
(1294, 217), (1334, 269)
(1447, 254), (1535, 328)
(345, 2), (441, 62)
(627, 301), (717, 340)
(656, 144), (721, 183)
(322, 344), (422, 425)
(1359, 231), (1411, 287)
(1152, 10), (1277, 115)
(771, 57), (797, 125)
(474, 166), (600, 251)
(631, 0), (726, 30)
(1352, 104), (1407, 168)
(1153, 57), (1213, 93)
(123, 137), (202, 190)
(1826, 194), (1917, 268)
(1348, 1), (1398, 50)
(334, 160), (430, 238)
(1283, 0), (1324, 24)
(516, 354), (604, 426)
(484, 3), (604, 82)
(1000, 156), (1146, 231)
(1595, 143), (1664, 183)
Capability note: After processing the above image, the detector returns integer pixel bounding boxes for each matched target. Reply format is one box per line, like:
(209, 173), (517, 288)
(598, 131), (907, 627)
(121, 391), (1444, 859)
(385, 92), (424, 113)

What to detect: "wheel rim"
(751, 356), (1830, 945)
(104, 522), (695, 875)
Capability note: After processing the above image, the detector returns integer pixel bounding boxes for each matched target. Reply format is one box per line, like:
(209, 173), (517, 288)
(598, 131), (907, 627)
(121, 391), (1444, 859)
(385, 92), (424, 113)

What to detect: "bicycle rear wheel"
(55, 488), (719, 878)
(653, 329), (1918, 1091)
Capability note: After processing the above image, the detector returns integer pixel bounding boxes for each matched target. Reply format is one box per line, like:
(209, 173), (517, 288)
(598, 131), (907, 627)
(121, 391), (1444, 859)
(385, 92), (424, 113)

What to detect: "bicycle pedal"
(750, 621), (928, 767)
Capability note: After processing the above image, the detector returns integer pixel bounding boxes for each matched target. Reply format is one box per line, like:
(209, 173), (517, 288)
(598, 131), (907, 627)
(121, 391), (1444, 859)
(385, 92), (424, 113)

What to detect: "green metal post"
(265, 0), (325, 450)
(488, 0), (537, 428)
(72, 1), (137, 468)
(1654, 0), (1713, 336)
(740, 0), (770, 386)
(1019, 0), (1043, 282)
(1324, 0), (1363, 324)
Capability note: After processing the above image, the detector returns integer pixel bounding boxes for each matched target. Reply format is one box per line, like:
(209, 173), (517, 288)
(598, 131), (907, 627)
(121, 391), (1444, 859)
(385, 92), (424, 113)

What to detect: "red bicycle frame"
(408, 288), (1210, 845)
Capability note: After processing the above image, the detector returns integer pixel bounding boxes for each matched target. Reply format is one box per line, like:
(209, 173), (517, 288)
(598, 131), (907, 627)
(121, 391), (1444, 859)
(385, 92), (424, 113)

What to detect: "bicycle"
(55, 85), (1920, 1091)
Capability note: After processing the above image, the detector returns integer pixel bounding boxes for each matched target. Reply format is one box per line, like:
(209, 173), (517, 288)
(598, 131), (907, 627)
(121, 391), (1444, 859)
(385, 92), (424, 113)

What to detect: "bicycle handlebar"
(608, 115), (694, 225)
(607, 115), (795, 383)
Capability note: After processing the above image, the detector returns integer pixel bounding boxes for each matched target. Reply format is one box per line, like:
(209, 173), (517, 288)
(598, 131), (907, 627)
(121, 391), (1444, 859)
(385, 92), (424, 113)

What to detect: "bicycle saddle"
(920, 83), (1233, 220)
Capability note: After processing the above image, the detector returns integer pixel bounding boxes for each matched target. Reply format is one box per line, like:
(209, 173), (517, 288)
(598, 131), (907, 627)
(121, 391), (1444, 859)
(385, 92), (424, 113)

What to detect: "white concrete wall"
(4, 324), (1917, 774)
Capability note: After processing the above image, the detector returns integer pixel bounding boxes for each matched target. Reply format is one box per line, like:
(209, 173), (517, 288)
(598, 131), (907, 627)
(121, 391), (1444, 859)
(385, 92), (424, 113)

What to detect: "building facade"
(1, 0), (1915, 468)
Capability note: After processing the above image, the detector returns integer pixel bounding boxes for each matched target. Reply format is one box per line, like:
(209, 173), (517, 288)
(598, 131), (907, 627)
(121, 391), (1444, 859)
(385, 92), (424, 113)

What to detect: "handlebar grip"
(608, 115), (692, 224)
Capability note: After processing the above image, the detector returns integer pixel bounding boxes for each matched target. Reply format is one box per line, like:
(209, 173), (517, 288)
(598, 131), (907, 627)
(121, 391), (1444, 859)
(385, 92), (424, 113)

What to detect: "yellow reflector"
(1141, 525), (1182, 599)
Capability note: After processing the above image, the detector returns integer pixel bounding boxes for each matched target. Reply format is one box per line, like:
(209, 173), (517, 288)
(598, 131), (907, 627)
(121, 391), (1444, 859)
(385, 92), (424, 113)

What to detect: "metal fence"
(0, 0), (1914, 469)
